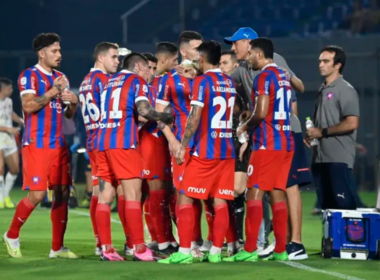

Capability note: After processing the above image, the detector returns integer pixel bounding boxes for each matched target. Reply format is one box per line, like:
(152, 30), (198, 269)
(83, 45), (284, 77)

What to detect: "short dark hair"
(33, 33), (60, 52)
(0, 77), (12, 91)
(320, 45), (346, 73)
(155, 42), (178, 57)
(178, 31), (203, 46)
(221, 50), (237, 63)
(250, 38), (274, 59)
(122, 52), (148, 70)
(93, 42), (119, 62)
(142, 52), (158, 64)
(197, 40), (221, 65)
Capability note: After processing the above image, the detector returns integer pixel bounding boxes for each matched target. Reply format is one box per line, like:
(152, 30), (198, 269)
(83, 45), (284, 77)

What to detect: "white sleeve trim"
(190, 100), (204, 107)
(135, 96), (149, 103)
(20, 89), (36, 96)
(156, 99), (170, 106)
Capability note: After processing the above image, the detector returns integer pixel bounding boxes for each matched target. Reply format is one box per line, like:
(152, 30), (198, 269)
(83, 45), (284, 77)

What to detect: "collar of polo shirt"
(323, 75), (344, 88)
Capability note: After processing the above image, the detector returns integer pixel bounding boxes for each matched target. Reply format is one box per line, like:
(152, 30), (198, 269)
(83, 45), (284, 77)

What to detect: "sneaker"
(95, 247), (102, 256)
(190, 246), (204, 259)
(199, 240), (212, 252)
(263, 251), (288, 261)
(223, 250), (258, 262)
(258, 243), (275, 258)
(49, 247), (78, 259)
(101, 250), (124, 261)
(133, 247), (158, 261)
(0, 202), (4, 209)
(4, 197), (14, 209)
(124, 244), (134, 256)
(205, 253), (222, 263)
(287, 242), (308, 260)
(158, 252), (193, 264)
(3, 232), (22, 258)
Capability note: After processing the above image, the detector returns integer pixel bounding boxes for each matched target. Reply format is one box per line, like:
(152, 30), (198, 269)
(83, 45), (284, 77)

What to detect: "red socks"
(144, 198), (157, 242)
(204, 199), (214, 242)
(149, 189), (169, 245)
(226, 201), (238, 244)
(178, 204), (194, 249)
(7, 197), (35, 239)
(117, 196), (130, 245)
(90, 196), (100, 247)
(51, 201), (68, 251)
(212, 204), (229, 248)
(272, 201), (288, 254)
(96, 203), (112, 250)
(193, 200), (202, 242)
(125, 200), (145, 250)
(169, 192), (177, 224)
(244, 200), (263, 253)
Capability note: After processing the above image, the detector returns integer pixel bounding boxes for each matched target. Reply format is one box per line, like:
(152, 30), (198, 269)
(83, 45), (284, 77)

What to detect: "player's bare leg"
(0, 151), (5, 208)
(96, 179), (123, 261)
(122, 178), (156, 261)
(3, 190), (45, 258)
(286, 185), (302, 244)
(3, 151), (20, 208)
(48, 185), (77, 259)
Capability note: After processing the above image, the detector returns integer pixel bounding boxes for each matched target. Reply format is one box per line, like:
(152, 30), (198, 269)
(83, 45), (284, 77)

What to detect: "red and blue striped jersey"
(151, 74), (164, 92)
(18, 64), (68, 149)
(189, 69), (236, 160)
(156, 69), (192, 141)
(79, 68), (108, 152)
(97, 70), (149, 151)
(251, 63), (294, 151)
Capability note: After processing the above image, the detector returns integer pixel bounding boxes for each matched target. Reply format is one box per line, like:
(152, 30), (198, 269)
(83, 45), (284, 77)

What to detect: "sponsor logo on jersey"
(50, 100), (62, 113)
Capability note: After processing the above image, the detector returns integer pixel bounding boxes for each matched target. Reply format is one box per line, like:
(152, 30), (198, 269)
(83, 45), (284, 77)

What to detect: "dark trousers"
(312, 163), (357, 210)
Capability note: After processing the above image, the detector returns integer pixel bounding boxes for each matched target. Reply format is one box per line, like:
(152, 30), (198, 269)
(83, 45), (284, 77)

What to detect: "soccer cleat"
(156, 245), (178, 257)
(263, 251), (289, 261)
(199, 240), (212, 252)
(4, 197), (15, 208)
(95, 247), (102, 256)
(133, 247), (158, 261)
(205, 253), (222, 263)
(190, 246), (205, 258)
(146, 241), (158, 251)
(49, 247), (78, 259)
(3, 232), (22, 258)
(158, 252), (193, 264)
(258, 243), (275, 258)
(100, 250), (124, 261)
(124, 244), (134, 256)
(0, 202), (4, 209)
(223, 249), (258, 262)
(287, 242), (308, 260)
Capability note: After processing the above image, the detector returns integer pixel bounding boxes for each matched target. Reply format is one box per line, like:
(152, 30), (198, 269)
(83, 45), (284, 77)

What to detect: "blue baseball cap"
(224, 27), (258, 44)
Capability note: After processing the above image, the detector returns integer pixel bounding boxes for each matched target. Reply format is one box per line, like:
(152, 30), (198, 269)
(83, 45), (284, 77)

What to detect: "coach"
(307, 46), (359, 210)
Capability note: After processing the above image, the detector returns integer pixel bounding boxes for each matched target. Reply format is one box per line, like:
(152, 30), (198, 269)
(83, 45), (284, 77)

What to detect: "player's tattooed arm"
(136, 100), (173, 124)
(181, 105), (203, 149)
(21, 93), (54, 114)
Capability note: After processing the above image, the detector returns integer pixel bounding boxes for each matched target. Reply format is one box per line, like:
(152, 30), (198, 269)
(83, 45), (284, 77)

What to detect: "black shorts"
(286, 132), (312, 188)
(235, 159), (248, 173)
(312, 162), (357, 210)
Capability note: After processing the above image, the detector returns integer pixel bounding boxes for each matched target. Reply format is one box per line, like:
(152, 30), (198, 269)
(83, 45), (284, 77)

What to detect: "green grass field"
(0, 189), (378, 280)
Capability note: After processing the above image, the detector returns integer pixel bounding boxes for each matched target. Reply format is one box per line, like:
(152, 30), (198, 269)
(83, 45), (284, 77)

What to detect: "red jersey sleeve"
(253, 71), (271, 98)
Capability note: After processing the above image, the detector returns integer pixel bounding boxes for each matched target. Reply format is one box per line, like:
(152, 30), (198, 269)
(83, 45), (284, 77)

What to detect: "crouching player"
(159, 41), (236, 264)
(225, 38), (293, 262)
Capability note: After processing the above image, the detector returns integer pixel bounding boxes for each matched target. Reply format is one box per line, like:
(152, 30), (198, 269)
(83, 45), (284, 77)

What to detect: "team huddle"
(2, 29), (301, 264)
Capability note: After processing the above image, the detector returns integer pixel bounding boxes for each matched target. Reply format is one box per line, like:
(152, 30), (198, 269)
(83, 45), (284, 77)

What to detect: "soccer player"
(0, 78), (23, 209)
(156, 31), (207, 256)
(220, 50), (239, 76)
(152, 42), (179, 90)
(3, 33), (79, 259)
(79, 42), (126, 256)
(96, 52), (172, 261)
(159, 40), (236, 264)
(142, 52), (157, 84)
(225, 38), (294, 262)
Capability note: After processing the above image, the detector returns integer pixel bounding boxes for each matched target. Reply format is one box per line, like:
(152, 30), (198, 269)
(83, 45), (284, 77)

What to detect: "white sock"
(179, 247), (191, 254)
(0, 175), (4, 203)
(158, 241), (170, 250)
(191, 241), (197, 249)
(170, 241), (178, 247)
(209, 246), (222, 255)
(4, 173), (17, 198)
(227, 242), (235, 252)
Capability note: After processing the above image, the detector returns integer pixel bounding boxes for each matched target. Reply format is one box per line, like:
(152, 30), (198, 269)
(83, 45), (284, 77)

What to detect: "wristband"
(322, 128), (329, 138)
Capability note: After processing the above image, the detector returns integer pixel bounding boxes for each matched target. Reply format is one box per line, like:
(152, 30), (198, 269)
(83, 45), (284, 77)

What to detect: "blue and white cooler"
(322, 208), (380, 260)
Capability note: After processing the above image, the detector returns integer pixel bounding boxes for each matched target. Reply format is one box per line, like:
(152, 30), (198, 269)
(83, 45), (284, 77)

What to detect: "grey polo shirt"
(312, 76), (360, 169)
(231, 53), (302, 133)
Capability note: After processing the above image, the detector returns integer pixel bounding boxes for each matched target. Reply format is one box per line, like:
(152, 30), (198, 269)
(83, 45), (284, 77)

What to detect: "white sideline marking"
(280, 261), (365, 280)
(70, 210), (121, 224)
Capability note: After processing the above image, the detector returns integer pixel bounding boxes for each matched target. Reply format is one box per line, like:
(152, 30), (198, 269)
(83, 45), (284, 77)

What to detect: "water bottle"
(306, 117), (319, 146)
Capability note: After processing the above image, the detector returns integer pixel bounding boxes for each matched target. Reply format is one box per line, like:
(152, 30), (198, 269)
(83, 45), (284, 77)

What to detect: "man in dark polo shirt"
(307, 45), (360, 210)
(224, 28), (310, 260)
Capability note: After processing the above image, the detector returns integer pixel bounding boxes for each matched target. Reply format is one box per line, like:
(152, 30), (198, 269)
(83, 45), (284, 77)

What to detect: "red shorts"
(172, 148), (191, 189)
(88, 150), (99, 186)
(247, 150), (294, 191)
(22, 145), (72, 191)
(97, 148), (143, 187)
(180, 156), (235, 200)
(139, 132), (171, 181)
